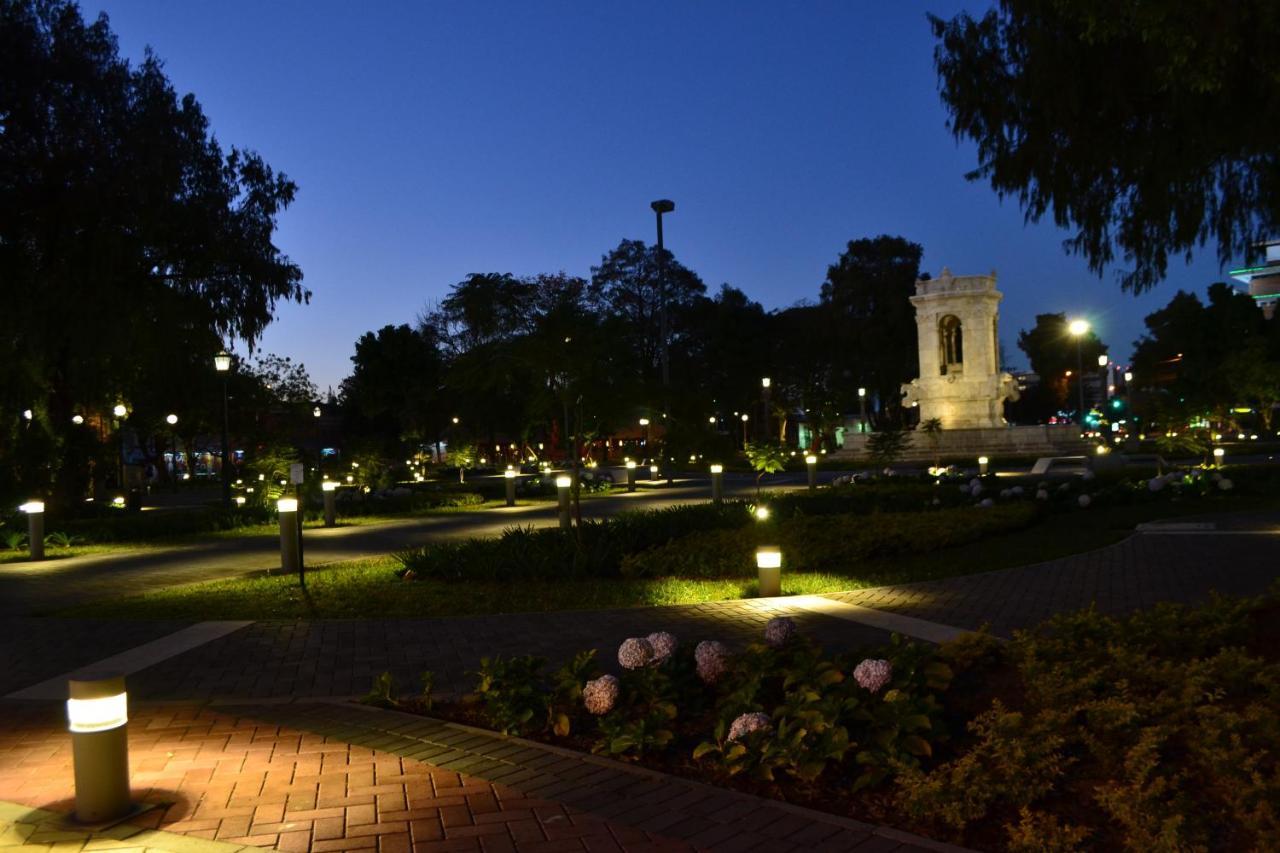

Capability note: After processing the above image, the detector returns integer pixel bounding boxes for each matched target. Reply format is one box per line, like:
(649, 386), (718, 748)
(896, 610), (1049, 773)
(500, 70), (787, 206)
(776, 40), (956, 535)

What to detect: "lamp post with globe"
(214, 351), (232, 507)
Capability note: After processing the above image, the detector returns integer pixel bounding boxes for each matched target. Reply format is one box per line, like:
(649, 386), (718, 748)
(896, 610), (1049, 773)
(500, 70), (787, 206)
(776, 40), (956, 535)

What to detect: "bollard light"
(710, 463), (724, 503)
(625, 460), (638, 492)
(1213, 447), (1225, 463)
(754, 506), (770, 522)
(20, 500), (45, 560)
(804, 454), (818, 491)
(112, 404), (127, 418)
(756, 547), (782, 597)
(649, 464), (659, 482)
(504, 469), (517, 507)
(555, 475), (572, 530)
(68, 675), (132, 823)
(321, 480), (337, 526)
(978, 456), (989, 476)
(277, 498), (299, 573)
(234, 496), (246, 507)
(710, 463), (723, 473)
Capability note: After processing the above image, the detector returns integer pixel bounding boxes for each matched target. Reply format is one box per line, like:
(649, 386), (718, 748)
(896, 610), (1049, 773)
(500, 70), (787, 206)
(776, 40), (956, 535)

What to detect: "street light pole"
(1068, 319), (1090, 427)
(651, 199), (674, 423)
(214, 351), (232, 508)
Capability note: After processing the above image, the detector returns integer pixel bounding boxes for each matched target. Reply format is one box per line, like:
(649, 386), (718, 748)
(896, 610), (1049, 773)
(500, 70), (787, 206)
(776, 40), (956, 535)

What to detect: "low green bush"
(60, 505), (276, 542)
(620, 504), (1039, 579)
(396, 502), (751, 582)
(893, 593), (1280, 851)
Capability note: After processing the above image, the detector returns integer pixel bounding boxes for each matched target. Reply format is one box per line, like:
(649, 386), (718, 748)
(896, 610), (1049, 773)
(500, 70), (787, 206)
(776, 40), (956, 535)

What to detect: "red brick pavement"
(0, 704), (692, 852)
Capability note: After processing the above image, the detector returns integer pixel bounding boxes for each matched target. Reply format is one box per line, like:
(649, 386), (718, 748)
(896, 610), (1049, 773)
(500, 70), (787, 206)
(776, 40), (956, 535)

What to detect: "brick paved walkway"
(0, 703), (953, 853)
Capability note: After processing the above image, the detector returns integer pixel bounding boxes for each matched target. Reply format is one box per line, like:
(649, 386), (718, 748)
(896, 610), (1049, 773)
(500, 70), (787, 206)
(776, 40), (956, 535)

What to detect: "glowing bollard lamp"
(277, 498), (300, 573)
(20, 500), (44, 560)
(805, 455), (818, 491)
(625, 460), (637, 492)
(1213, 447), (1225, 465)
(321, 481), (337, 527)
(978, 456), (990, 476)
(649, 464), (659, 484)
(504, 469), (517, 507)
(68, 676), (135, 824)
(756, 547), (782, 597)
(710, 464), (724, 503)
(556, 475), (572, 530)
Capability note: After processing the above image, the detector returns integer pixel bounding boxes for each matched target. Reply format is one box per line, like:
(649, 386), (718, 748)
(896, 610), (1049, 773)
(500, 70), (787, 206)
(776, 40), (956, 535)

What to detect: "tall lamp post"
(857, 387), (868, 434)
(651, 199), (674, 423)
(1068, 319), (1090, 426)
(165, 413), (179, 491)
(214, 351), (232, 508)
(761, 377), (771, 442)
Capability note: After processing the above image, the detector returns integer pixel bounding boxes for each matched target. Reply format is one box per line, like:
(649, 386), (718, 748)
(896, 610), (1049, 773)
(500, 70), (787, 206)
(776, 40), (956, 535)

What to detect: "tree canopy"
(1, 0), (304, 503)
(931, 1), (1280, 292)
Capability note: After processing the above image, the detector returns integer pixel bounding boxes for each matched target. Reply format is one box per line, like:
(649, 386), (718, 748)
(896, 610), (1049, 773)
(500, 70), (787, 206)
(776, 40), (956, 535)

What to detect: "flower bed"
(366, 590), (1280, 852)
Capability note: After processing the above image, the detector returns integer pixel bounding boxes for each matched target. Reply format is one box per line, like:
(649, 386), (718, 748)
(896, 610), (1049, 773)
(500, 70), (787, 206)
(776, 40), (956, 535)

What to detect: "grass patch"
(55, 495), (1278, 620)
(0, 542), (162, 565)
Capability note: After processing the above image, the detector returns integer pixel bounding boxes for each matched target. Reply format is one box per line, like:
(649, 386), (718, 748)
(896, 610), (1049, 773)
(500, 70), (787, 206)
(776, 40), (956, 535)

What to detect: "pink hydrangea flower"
(695, 640), (730, 684)
(853, 658), (892, 693)
(582, 675), (619, 715)
(763, 617), (797, 648)
(617, 637), (654, 670)
(727, 712), (772, 741)
(646, 631), (678, 664)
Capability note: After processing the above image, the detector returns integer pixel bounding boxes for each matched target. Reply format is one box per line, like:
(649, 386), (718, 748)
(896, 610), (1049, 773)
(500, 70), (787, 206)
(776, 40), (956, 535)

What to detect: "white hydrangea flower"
(763, 617), (797, 648)
(853, 659), (892, 693)
(582, 675), (619, 715)
(727, 711), (772, 741)
(1078, 494), (1092, 508)
(646, 631), (678, 664)
(617, 637), (654, 670)
(978, 498), (994, 508)
(695, 640), (730, 684)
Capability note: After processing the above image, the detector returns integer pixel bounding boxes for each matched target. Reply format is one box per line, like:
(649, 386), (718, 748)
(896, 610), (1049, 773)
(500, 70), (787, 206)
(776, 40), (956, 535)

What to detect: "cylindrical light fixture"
(555, 475), (572, 530)
(277, 497), (300, 573)
(321, 480), (337, 527)
(20, 500), (44, 560)
(756, 547), (782, 597)
(504, 469), (517, 507)
(805, 454), (818, 491)
(68, 675), (132, 823)
(978, 456), (989, 476)
(625, 460), (637, 492)
(649, 463), (659, 482)
(710, 463), (724, 503)
(1213, 447), (1225, 464)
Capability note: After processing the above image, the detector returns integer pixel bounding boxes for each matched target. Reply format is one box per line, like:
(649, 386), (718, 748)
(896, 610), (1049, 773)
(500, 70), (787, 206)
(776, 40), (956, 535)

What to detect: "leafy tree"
(1131, 283), (1277, 430)
(1016, 313), (1107, 421)
(866, 427), (912, 469)
(744, 442), (788, 497)
(931, 1), (1280, 292)
(1223, 340), (1280, 431)
(340, 324), (444, 453)
(820, 236), (922, 422)
(589, 239), (706, 400)
(447, 444), (478, 483)
(920, 418), (944, 470)
(0, 1), (304, 505)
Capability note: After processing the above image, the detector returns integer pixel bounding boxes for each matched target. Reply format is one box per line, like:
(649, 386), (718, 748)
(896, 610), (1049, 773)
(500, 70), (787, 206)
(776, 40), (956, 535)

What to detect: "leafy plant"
(4, 531), (26, 551)
(45, 531), (80, 548)
(920, 417), (944, 470)
(743, 442), (789, 496)
(418, 671), (435, 712)
(866, 427), (911, 468)
(361, 671), (398, 708)
(471, 655), (549, 736)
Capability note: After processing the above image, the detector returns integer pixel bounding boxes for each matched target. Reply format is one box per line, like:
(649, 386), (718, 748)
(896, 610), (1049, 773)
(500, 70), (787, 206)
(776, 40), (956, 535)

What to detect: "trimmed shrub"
(619, 504), (1039, 579)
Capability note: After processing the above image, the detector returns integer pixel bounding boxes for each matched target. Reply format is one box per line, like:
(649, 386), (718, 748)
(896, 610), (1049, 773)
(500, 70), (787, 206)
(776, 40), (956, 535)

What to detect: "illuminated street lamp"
(67, 675), (132, 823)
(19, 500), (44, 560)
(277, 497), (300, 573)
(805, 454), (818, 491)
(214, 351), (232, 508)
(740, 412), (749, 446)
(504, 469), (517, 507)
(165, 413), (179, 490)
(710, 463), (724, 503)
(625, 459), (637, 492)
(756, 547), (782, 597)
(112, 404), (127, 418)
(555, 475), (572, 530)
(1068, 319), (1090, 425)
(71, 414), (84, 425)
(857, 387), (868, 433)
(978, 455), (989, 476)
(321, 480), (337, 526)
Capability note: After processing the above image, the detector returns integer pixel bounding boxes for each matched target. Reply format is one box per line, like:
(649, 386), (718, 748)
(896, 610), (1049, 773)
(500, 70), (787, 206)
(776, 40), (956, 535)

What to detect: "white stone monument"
(901, 268), (1019, 429)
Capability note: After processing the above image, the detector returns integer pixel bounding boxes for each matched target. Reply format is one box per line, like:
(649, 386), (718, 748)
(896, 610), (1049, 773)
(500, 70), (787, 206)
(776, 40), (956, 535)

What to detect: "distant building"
(1230, 241), (1280, 319)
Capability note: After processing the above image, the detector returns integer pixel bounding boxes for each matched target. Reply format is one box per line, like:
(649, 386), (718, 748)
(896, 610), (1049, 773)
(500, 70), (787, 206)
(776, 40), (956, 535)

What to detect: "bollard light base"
(55, 802), (156, 832)
(758, 566), (782, 597)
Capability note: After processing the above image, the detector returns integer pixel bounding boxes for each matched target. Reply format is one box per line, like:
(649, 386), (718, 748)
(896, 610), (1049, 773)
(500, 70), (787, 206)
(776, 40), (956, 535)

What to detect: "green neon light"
(1230, 266), (1268, 275)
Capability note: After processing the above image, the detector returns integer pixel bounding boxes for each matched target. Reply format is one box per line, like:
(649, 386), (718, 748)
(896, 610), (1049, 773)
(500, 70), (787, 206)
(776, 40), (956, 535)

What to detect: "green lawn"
(0, 541), (162, 565)
(54, 496), (1276, 621)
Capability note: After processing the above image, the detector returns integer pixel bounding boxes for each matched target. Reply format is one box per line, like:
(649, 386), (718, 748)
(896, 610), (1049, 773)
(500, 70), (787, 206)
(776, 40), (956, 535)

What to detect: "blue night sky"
(93, 0), (1231, 392)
